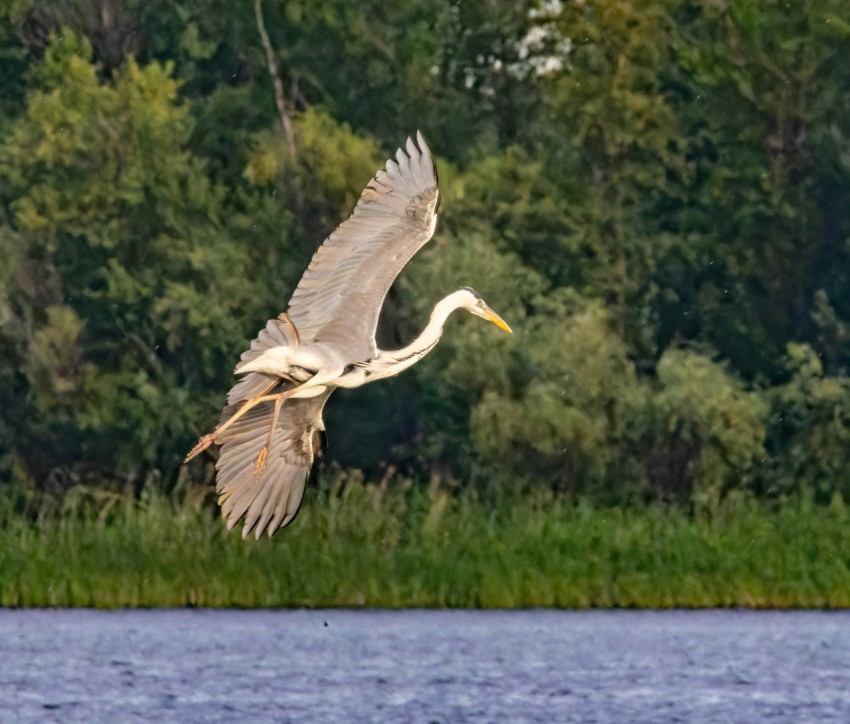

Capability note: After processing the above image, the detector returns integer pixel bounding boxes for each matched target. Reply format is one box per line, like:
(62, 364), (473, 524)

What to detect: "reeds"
(1, 479), (848, 608)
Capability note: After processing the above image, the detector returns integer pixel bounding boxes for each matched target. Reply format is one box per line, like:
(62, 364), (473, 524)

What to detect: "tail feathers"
(237, 313), (300, 368)
(214, 392), (330, 539)
(228, 314), (301, 405)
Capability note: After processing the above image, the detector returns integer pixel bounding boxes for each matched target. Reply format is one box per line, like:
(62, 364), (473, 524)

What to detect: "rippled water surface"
(2, 609), (849, 722)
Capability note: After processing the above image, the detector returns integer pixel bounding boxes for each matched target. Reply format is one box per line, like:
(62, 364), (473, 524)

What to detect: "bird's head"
(456, 287), (513, 333)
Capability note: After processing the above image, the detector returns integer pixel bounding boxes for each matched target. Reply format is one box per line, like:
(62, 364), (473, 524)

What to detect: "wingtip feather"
(385, 158), (401, 179)
(406, 135), (418, 160)
(413, 130), (436, 186)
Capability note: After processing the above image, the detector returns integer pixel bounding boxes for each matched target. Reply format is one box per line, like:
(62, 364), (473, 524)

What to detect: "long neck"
(369, 294), (462, 378)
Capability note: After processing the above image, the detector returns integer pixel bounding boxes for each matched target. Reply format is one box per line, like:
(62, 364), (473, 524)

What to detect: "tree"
(0, 32), (272, 489)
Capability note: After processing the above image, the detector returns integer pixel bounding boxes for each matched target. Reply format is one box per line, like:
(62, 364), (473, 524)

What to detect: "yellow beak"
(481, 304), (513, 334)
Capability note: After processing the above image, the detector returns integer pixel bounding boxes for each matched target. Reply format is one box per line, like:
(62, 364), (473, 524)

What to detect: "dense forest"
(2, 0), (850, 518)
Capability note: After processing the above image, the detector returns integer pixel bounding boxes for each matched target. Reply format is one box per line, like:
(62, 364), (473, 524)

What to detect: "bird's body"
(185, 133), (511, 539)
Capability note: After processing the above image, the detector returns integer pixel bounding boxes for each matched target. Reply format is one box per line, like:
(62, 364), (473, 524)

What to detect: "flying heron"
(185, 132), (512, 539)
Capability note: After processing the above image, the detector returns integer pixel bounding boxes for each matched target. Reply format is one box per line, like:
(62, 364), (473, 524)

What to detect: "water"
(1, 609), (848, 723)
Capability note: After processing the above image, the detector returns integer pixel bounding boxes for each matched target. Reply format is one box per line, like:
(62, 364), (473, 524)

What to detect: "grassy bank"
(1, 480), (849, 608)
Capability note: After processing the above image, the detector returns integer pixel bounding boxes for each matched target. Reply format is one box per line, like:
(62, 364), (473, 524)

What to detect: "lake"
(1, 609), (848, 722)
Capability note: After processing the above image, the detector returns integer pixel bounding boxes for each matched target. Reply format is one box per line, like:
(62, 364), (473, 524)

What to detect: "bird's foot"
(254, 445), (269, 479)
(184, 434), (215, 463)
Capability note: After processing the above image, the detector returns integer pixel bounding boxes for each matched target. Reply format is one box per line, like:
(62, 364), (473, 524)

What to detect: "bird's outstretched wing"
(215, 389), (330, 539)
(286, 131), (440, 361)
(211, 314), (327, 539)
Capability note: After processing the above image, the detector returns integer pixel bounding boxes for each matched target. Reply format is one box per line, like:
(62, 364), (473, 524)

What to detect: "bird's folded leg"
(252, 371), (335, 476)
(186, 363), (340, 465)
(254, 394), (285, 478)
(184, 388), (286, 462)
(184, 433), (216, 462)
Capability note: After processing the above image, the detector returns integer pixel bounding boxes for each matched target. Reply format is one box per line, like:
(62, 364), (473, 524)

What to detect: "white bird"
(185, 132), (512, 539)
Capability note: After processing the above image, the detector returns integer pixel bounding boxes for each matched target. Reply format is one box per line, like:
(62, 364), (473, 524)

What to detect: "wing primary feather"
(395, 147), (412, 187)
(284, 132), (440, 360)
(242, 476), (276, 539)
(254, 479), (288, 539)
(284, 474), (308, 521)
(268, 484), (292, 534)
(385, 159), (401, 180)
(405, 136), (425, 188)
(221, 477), (261, 526)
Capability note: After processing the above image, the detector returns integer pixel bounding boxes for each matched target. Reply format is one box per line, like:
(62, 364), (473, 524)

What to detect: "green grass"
(1, 479), (849, 608)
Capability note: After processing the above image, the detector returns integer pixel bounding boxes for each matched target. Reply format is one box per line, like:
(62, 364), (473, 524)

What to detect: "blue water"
(1, 609), (848, 722)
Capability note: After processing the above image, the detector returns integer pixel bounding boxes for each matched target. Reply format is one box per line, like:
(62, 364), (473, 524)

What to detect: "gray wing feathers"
(286, 131), (439, 360)
(215, 391), (331, 539)
(227, 314), (301, 405)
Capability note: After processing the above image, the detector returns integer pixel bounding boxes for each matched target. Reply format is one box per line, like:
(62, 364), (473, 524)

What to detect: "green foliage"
(669, 0), (850, 376)
(0, 31), (271, 487)
(764, 344), (850, 501)
(636, 349), (767, 506)
(537, 0), (689, 359)
(471, 298), (637, 494)
(466, 301), (766, 506)
(1, 0), (850, 515)
(1, 482), (849, 608)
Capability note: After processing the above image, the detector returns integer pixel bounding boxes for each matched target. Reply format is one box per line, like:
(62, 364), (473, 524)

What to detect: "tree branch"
(254, 0), (296, 160)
